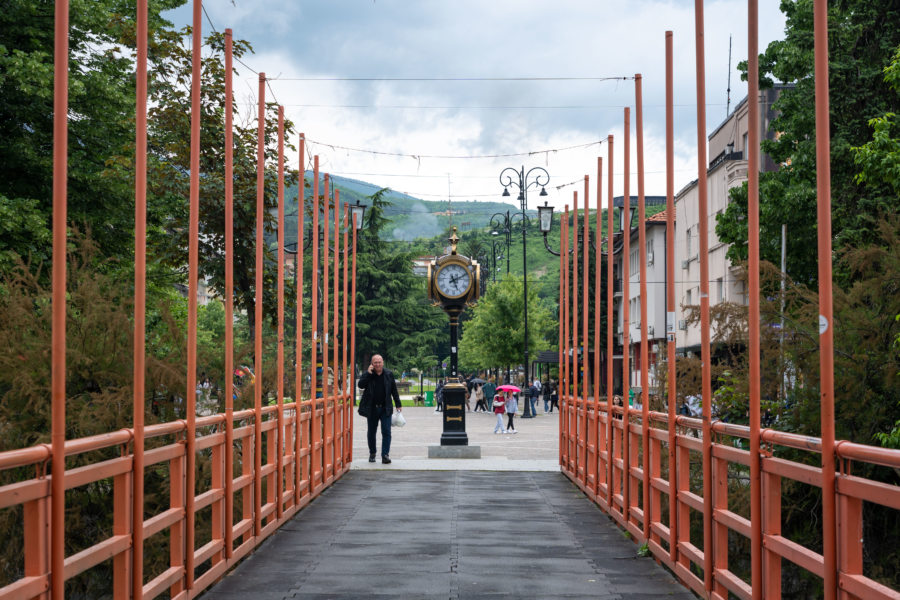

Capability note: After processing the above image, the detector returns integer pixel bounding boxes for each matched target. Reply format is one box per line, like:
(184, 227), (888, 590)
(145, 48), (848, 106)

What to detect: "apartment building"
(674, 87), (784, 355)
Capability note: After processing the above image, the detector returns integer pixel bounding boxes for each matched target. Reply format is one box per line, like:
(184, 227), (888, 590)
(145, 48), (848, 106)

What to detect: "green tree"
(853, 44), (900, 197)
(139, 28), (295, 339)
(717, 0), (900, 285)
(0, 0), (184, 274)
(457, 275), (555, 375)
(353, 189), (447, 373)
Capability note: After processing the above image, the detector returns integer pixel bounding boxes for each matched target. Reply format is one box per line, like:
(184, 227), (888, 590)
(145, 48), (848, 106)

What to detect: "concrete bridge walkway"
(201, 469), (695, 599)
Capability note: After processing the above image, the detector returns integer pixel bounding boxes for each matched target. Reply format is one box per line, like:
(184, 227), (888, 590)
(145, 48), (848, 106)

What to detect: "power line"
(236, 102), (727, 110)
(305, 137), (603, 160)
(270, 76), (633, 82)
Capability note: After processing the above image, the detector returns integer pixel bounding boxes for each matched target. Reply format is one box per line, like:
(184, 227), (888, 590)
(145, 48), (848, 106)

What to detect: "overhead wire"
(270, 76), (634, 82)
(304, 137), (603, 160)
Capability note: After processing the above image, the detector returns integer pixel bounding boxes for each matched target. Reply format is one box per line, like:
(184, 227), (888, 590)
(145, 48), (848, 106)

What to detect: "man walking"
(357, 355), (402, 464)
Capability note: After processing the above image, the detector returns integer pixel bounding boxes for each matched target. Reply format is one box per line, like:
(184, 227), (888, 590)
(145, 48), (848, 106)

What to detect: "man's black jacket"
(357, 369), (402, 417)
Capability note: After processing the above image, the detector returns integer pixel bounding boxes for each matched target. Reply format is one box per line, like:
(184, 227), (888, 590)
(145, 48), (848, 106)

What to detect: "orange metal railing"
(558, 3), (900, 599)
(0, 0), (359, 597)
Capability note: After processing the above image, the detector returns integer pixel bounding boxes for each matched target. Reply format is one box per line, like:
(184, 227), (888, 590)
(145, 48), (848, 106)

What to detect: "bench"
(396, 380), (412, 393)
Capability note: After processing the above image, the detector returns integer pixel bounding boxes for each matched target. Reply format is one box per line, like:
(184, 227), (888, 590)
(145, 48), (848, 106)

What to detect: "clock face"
(435, 263), (472, 298)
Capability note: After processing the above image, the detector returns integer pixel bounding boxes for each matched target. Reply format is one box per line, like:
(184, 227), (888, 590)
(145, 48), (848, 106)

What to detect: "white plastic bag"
(391, 411), (407, 427)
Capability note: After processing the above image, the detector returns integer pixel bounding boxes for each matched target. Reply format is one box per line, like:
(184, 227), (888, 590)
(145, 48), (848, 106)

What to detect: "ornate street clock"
(427, 228), (480, 446)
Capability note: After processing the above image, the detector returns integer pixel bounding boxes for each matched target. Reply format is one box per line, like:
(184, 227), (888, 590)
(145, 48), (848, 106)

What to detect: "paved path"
(351, 406), (561, 471)
(201, 471), (694, 599)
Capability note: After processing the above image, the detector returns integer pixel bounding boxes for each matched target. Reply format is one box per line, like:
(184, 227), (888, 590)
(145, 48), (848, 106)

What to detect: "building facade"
(674, 87), (784, 355)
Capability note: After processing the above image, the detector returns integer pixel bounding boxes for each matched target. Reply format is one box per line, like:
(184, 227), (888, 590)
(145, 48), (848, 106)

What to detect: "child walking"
(492, 391), (506, 434)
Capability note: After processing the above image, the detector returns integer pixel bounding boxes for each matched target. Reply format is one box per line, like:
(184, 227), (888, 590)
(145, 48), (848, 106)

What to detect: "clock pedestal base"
(439, 384), (468, 446)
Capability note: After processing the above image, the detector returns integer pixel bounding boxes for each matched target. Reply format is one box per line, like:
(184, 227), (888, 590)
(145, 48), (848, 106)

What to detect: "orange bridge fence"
(0, 0), (360, 596)
(557, 5), (900, 600)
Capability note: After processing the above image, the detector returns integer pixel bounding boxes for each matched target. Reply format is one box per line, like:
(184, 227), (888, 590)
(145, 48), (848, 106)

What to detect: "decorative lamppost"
(490, 237), (506, 282)
(496, 165), (549, 418)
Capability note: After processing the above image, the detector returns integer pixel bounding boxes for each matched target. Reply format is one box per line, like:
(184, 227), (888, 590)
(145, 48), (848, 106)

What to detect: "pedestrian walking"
(492, 391), (506, 434)
(505, 391), (518, 433)
(357, 354), (402, 464)
(435, 379), (444, 412)
(550, 380), (559, 413)
(542, 380), (551, 413)
(474, 384), (487, 412)
(528, 382), (539, 417)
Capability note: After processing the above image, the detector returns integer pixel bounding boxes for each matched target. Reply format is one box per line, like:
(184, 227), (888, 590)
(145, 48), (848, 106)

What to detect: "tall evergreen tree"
(353, 189), (447, 373)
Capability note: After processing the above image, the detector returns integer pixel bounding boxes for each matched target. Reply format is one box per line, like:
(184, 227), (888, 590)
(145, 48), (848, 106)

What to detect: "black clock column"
(441, 307), (468, 445)
(449, 309), (459, 378)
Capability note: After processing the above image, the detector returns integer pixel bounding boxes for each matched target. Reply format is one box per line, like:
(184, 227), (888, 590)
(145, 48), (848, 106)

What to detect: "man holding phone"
(357, 354), (402, 464)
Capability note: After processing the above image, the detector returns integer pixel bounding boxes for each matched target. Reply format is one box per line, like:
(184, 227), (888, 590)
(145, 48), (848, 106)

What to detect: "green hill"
(282, 173), (518, 245)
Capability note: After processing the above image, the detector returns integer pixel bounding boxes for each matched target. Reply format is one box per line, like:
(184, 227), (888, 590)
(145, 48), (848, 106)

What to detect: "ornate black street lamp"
(496, 165), (549, 418)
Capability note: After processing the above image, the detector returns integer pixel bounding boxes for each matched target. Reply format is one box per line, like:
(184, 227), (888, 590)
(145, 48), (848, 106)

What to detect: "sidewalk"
(351, 405), (561, 471)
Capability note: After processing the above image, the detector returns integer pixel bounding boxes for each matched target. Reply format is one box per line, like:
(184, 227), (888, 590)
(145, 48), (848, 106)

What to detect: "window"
(717, 278), (724, 303)
(686, 288), (692, 306)
(685, 226), (692, 259)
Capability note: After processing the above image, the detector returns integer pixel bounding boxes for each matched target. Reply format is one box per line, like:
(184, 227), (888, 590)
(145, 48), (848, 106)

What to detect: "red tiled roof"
(647, 207), (674, 223)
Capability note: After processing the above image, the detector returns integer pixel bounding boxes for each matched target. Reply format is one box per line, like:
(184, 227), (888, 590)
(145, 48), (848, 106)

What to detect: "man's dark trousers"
(366, 404), (392, 457)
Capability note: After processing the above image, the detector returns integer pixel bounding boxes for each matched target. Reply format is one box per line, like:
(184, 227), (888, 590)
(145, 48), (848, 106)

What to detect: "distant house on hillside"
(412, 256), (438, 277)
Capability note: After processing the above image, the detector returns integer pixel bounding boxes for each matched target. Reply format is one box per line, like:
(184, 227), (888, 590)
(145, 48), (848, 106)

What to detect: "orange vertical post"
(349, 211), (359, 464)
(622, 106), (631, 525)
(571, 191), (579, 474)
(223, 27), (235, 560)
(132, 0), (148, 593)
(593, 161), (603, 495)
(561, 206), (570, 469)
(185, 0), (202, 586)
(664, 30), (678, 566)
(322, 175), (331, 480)
(606, 135), (615, 509)
(295, 135), (306, 501)
(332, 189), (341, 472)
(276, 106), (285, 519)
(692, 1), (714, 591)
(558, 206), (567, 468)
(747, 3), (763, 597)
(636, 73), (651, 539)
(254, 72), (265, 538)
(342, 207), (350, 466)
(51, 0), (69, 596)
(582, 175), (590, 488)
(310, 160), (320, 486)
(813, 0), (837, 596)
(573, 191), (580, 472)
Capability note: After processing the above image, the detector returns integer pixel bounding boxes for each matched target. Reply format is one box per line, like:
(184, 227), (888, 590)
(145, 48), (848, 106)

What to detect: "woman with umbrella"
(496, 384), (520, 434)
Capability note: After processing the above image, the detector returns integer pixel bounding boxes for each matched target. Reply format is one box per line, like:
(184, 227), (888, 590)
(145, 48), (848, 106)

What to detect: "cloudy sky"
(164, 0), (786, 212)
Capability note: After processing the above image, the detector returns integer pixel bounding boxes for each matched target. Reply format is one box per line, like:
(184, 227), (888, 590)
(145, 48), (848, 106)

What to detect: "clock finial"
(449, 227), (460, 255)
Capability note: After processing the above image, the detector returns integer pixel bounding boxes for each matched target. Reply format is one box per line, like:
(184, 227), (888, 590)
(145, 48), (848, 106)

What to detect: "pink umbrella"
(496, 384), (520, 393)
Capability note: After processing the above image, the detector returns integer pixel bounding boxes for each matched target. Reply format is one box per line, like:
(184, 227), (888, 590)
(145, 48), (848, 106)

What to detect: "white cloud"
(165, 0), (785, 211)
